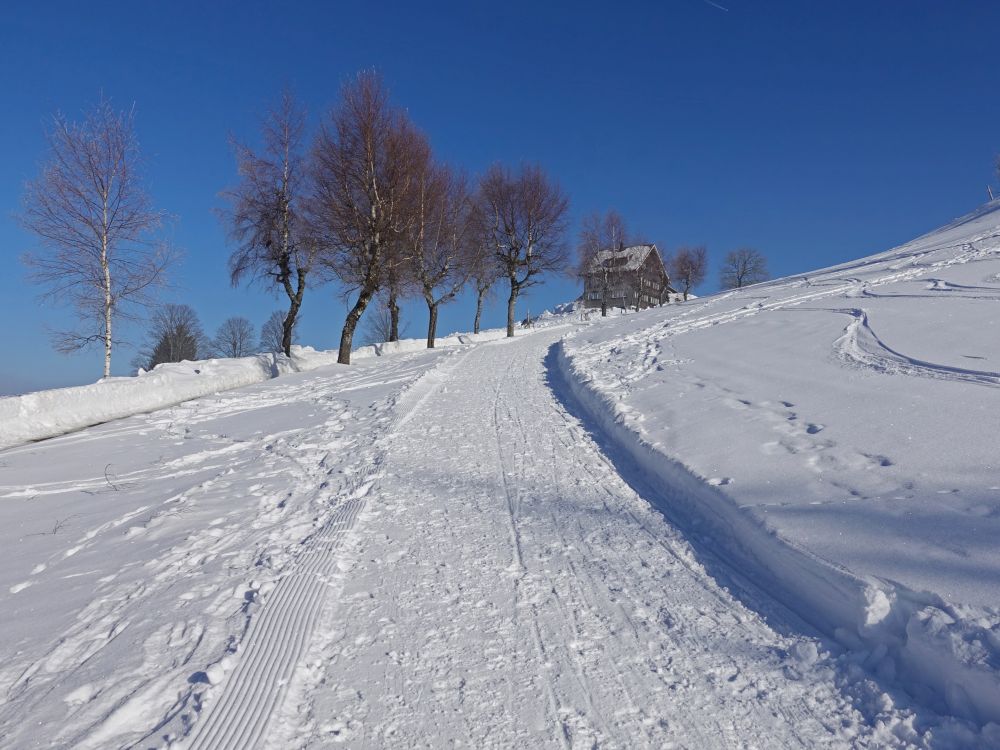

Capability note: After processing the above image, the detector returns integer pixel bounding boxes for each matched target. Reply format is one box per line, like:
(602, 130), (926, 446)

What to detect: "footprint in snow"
(707, 477), (733, 487)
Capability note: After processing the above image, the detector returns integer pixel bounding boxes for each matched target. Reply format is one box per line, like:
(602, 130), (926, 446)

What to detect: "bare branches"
(134, 303), (206, 371)
(720, 248), (769, 289)
(578, 209), (629, 316)
(477, 163), (570, 336)
(209, 317), (256, 358)
(670, 245), (708, 301)
(403, 159), (480, 347)
(223, 91), (315, 357)
(19, 97), (173, 377)
(311, 71), (426, 364)
(260, 310), (298, 353)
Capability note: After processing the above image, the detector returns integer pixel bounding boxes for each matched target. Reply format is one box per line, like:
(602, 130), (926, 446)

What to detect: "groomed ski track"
(189, 329), (889, 749)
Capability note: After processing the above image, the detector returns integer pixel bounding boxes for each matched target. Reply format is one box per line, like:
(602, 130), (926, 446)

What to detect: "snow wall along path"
(553, 339), (1000, 731)
(0, 331), (510, 452)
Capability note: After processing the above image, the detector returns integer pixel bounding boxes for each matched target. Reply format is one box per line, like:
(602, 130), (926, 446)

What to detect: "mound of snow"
(0, 347), (345, 451)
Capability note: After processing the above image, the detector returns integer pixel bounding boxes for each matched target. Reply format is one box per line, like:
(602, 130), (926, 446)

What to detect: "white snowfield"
(560, 201), (1000, 743)
(0, 204), (998, 748)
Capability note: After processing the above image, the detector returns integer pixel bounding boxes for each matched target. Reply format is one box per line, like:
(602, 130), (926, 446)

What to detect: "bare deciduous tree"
(404, 159), (478, 347)
(209, 316), (255, 358)
(466, 210), (501, 334)
(224, 91), (316, 358)
(134, 303), (204, 371)
(478, 163), (570, 337)
(720, 248), (769, 289)
(578, 209), (629, 317)
(312, 71), (424, 364)
(359, 297), (408, 346)
(20, 97), (173, 378)
(260, 309), (298, 353)
(670, 245), (708, 301)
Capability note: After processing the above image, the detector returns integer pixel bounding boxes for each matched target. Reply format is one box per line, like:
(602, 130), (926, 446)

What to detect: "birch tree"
(478, 163), (570, 337)
(311, 71), (424, 364)
(20, 98), (172, 378)
(224, 91), (315, 357)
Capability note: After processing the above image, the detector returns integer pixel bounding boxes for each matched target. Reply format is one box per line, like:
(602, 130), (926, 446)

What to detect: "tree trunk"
(426, 302), (438, 348)
(388, 288), (400, 342)
(102, 236), (112, 379)
(601, 287), (608, 317)
(474, 291), (486, 334)
(338, 284), (377, 365)
(281, 267), (307, 357)
(281, 299), (300, 357)
(506, 281), (518, 338)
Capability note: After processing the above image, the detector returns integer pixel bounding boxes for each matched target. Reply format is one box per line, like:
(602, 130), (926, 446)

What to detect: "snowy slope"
(2, 206), (1000, 749)
(0, 348), (453, 748)
(560, 201), (1000, 735)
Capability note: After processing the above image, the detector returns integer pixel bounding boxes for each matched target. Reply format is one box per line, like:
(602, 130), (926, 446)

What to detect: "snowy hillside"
(560, 201), (1000, 739)
(1, 204), (1000, 748)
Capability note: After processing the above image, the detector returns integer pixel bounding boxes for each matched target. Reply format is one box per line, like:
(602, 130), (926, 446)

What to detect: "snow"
(2, 203), (1000, 747)
(587, 243), (659, 272)
(559, 200), (1000, 737)
(0, 329), (520, 452)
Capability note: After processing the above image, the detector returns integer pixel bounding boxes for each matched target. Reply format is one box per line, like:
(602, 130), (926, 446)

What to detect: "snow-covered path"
(0, 351), (447, 749)
(288, 331), (884, 748)
(0, 330), (938, 749)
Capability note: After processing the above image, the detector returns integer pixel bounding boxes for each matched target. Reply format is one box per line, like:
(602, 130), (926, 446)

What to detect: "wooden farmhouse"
(582, 243), (675, 311)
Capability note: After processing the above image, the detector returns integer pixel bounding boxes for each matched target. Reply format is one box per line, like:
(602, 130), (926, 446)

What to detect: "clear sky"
(2, 1), (998, 393)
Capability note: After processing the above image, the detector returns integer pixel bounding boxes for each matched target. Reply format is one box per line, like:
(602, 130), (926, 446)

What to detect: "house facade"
(582, 243), (674, 311)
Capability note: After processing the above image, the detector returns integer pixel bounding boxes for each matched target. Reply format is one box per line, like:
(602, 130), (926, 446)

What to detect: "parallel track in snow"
(184, 349), (468, 750)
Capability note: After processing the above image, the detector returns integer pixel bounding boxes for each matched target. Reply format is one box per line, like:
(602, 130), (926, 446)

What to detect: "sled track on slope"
(616, 232), (1000, 360)
(184, 350), (467, 750)
(834, 307), (1000, 388)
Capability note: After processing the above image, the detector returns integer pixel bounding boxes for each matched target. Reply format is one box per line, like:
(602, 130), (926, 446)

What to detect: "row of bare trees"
(225, 72), (571, 365)
(18, 76), (766, 378)
(17, 74), (572, 376)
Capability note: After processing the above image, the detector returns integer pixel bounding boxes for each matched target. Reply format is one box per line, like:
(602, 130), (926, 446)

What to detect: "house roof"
(586, 243), (661, 274)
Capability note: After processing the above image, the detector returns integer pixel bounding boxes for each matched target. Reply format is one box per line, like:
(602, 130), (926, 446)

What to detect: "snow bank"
(0, 346), (343, 451)
(0, 323), (543, 452)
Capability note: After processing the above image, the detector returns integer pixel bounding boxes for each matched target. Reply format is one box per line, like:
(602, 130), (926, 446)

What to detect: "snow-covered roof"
(586, 243), (661, 274)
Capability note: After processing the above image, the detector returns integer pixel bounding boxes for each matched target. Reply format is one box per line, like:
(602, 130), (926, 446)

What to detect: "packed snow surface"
(1, 204), (1000, 748)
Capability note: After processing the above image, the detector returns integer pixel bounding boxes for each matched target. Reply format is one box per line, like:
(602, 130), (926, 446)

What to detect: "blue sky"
(2, 1), (999, 393)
